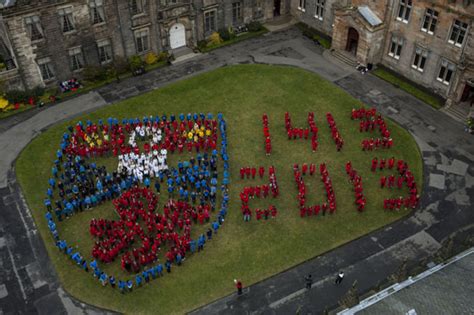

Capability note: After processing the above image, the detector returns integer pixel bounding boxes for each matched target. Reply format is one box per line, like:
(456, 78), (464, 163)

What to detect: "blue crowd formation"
(44, 113), (229, 292)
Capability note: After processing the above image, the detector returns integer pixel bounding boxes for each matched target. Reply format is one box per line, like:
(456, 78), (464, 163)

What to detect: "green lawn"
(372, 68), (444, 109)
(16, 65), (423, 315)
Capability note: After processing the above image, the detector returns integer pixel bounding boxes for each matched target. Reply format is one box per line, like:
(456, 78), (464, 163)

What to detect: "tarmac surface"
(0, 27), (473, 314)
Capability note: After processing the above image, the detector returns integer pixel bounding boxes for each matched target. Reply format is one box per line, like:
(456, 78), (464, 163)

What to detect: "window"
(134, 29), (149, 53)
(25, 16), (44, 41)
(97, 40), (113, 64)
(204, 10), (216, 33)
(58, 7), (75, 33)
(397, 0), (412, 23)
(90, 0), (105, 24)
(314, 0), (325, 20)
(421, 8), (438, 34)
(37, 58), (54, 81)
(69, 47), (84, 71)
(388, 35), (403, 60)
(232, 2), (242, 25)
(412, 47), (428, 72)
(298, 0), (306, 12)
(130, 0), (144, 16)
(437, 59), (455, 85)
(449, 19), (468, 47)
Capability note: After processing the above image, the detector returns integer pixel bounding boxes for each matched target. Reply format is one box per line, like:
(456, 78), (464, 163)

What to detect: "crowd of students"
(326, 113), (344, 151)
(62, 114), (219, 158)
(285, 112), (319, 152)
(44, 113), (229, 292)
(293, 163), (336, 217)
(239, 166), (279, 221)
(351, 107), (393, 150)
(380, 159), (420, 210)
(345, 161), (366, 212)
(262, 114), (272, 156)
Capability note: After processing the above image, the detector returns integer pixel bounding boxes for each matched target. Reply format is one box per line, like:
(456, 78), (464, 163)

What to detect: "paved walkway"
(0, 27), (473, 314)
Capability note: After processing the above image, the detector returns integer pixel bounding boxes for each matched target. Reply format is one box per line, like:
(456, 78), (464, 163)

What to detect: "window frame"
(232, 2), (242, 25)
(37, 58), (55, 81)
(130, 0), (144, 16)
(396, 0), (412, 23)
(388, 35), (403, 60)
(298, 0), (306, 12)
(69, 47), (84, 71)
(411, 47), (428, 72)
(58, 7), (76, 33)
(421, 8), (438, 35)
(204, 10), (217, 34)
(314, 0), (325, 21)
(437, 59), (455, 86)
(448, 19), (468, 47)
(90, 0), (106, 25)
(25, 15), (44, 41)
(97, 39), (113, 64)
(134, 29), (149, 54)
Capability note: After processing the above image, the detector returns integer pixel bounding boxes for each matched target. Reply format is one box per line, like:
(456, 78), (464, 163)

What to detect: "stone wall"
(0, 0), (263, 90)
(290, 0), (339, 36)
(381, 0), (474, 100)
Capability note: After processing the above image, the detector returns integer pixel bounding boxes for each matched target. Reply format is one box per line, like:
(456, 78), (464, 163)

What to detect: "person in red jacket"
(371, 158), (378, 172)
(259, 166), (265, 178)
(251, 167), (256, 179)
(234, 279), (243, 295)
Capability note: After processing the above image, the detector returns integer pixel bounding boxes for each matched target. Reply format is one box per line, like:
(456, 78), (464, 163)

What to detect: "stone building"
(0, 0), (276, 90)
(0, 0), (472, 108)
(292, 0), (474, 107)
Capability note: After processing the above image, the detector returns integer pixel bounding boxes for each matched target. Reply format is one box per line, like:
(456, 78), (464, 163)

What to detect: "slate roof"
(357, 6), (383, 27)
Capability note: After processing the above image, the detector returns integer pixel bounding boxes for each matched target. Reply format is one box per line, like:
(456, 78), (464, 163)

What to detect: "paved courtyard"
(0, 27), (473, 314)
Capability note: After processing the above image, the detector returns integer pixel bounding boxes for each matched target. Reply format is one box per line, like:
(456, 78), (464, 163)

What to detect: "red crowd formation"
(240, 166), (266, 179)
(326, 113), (344, 151)
(293, 163), (336, 217)
(345, 161), (366, 212)
(89, 187), (208, 272)
(239, 166), (279, 221)
(371, 158), (420, 210)
(65, 117), (219, 158)
(262, 113), (272, 156)
(285, 112), (319, 152)
(351, 108), (393, 150)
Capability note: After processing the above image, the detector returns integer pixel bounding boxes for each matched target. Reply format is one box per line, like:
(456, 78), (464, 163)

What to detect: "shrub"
(157, 51), (169, 62)
(218, 28), (234, 41)
(128, 55), (143, 71)
(246, 21), (263, 32)
(5, 89), (28, 103)
(197, 40), (208, 51)
(144, 51), (159, 65)
(83, 65), (107, 82)
(208, 32), (223, 46)
(31, 86), (45, 98)
(111, 56), (130, 75)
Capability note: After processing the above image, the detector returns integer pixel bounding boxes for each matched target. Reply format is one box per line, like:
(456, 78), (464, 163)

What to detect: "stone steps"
(442, 104), (469, 123)
(331, 49), (358, 68)
(172, 46), (194, 58)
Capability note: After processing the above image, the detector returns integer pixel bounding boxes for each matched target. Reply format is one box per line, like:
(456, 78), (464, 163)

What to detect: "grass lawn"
(372, 68), (444, 109)
(16, 64), (423, 314)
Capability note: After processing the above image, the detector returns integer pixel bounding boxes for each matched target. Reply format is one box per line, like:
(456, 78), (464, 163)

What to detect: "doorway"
(274, 0), (280, 17)
(460, 81), (473, 102)
(345, 27), (359, 56)
(169, 23), (186, 49)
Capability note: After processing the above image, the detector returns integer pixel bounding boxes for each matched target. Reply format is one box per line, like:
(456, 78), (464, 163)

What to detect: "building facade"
(0, 0), (472, 107)
(292, 0), (474, 106)
(0, 0), (279, 90)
